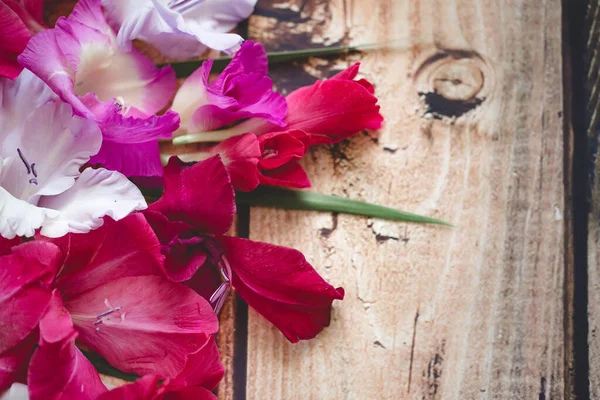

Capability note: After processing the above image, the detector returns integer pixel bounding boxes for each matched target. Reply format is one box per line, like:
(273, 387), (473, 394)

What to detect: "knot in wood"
(431, 59), (484, 101)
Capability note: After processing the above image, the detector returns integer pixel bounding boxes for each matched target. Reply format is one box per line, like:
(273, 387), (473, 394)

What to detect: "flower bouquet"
(0, 0), (447, 398)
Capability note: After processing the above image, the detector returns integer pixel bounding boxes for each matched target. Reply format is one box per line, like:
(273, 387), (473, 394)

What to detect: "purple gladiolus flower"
(171, 40), (287, 135)
(102, 0), (257, 59)
(18, 0), (180, 178)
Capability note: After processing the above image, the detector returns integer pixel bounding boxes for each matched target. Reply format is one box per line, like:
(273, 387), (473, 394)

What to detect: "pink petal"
(38, 290), (74, 344)
(217, 236), (344, 342)
(66, 275), (218, 377)
(209, 133), (261, 192)
(143, 210), (207, 283)
(258, 129), (309, 170)
(44, 213), (165, 300)
(96, 375), (160, 400)
(0, 241), (62, 354)
(171, 338), (223, 391)
(149, 156), (235, 235)
(0, 1), (31, 79)
(28, 331), (107, 400)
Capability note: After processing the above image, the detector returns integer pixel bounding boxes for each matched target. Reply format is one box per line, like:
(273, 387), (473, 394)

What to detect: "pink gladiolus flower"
(0, 214), (219, 399)
(0, 0), (46, 79)
(102, 0), (257, 59)
(171, 40), (286, 135)
(145, 156), (344, 342)
(18, 0), (180, 178)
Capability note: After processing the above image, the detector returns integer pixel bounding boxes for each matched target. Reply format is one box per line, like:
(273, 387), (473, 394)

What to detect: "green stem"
(163, 38), (414, 78)
(236, 186), (453, 226)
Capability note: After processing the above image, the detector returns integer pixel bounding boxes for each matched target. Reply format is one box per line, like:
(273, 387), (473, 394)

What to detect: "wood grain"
(246, 1), (569, 399)
(585, 0), (600, 397)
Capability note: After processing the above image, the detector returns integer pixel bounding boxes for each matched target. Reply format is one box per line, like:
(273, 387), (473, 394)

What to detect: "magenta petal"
(0, 242), (62, 353)
(0, 335), (35, 392)
(0, 236), (20, 256)
(149, 156), (235, 235)
(259, 160), (311, 189)
(143, 210), (207, 283)
(38, 290), (74, 344)
(46, 214), (165, 300)
(96, 375), (161, 400)
(91, 140), (165, 179)
(0, 1), (31, 79)
(172, 338), (223, 391)
(219, 40), (268, 78)
(28, 331), (107, 400)
(217, 236), (344, 342)
(66, 275), (218, 377)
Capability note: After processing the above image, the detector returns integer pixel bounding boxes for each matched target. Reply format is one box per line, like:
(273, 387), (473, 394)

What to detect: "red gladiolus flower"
(0, 0), (46, 79)
(180, 130), (311, 191)
(145, 155), (344, 343)
(0, 214), (219, 398)
(234, 62), (383, 145)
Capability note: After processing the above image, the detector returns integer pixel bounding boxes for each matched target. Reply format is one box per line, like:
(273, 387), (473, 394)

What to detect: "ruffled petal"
(149, 156), (235, 235)
(0, 186), (56, 239)
(103, 0), (255, 59)
(0, 241), (62, 353)
(216, 236), (344, 342)
(36, 167), (147, 238)
(66, 276), (218, 377)
(46, 213), (164, 300)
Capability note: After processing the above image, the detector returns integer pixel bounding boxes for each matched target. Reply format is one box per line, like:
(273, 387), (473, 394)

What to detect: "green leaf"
(80, 349), (139, 382)
(235, 186), (453, 227)
(163, 39), (412, 78)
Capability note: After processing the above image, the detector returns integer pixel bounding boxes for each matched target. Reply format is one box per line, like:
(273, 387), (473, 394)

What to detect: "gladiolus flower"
(102, 0), (257, 59)
(0, 0), (46, 79)
(0, 214), (219, 399)
(0, 71), (146, 239)
(18, 0), (179, 178)
(178, 130), (310, 191)
(145, 156), (344, 342)
(171, 40), (286, 135)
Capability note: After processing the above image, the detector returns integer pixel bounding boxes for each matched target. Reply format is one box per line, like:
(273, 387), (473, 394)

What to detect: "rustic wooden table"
(47, 0), (600, 398)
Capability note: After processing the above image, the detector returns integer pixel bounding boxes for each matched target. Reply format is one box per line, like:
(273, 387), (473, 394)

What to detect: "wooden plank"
(585, 0), (600, 397)
(246, 1), (569, 399)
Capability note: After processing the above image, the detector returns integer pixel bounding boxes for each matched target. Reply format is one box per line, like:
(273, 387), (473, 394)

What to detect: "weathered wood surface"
(246, 1), (569, 399)
(585, 0), (600, 398)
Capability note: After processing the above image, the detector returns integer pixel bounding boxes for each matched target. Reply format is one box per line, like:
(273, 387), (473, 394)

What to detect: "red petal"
(259, 160), (311, 189)
(210, 133), (261, 192)
(149, 156), (235, 234)
(28, 330), (107, 400)
(163, 387), (218, 400)
(0, 242), (61, 354)
(46, 214), (165, 300)
(258, 129), (309, 170)
(144, 210), (207, 283)
(38, 290), (74, 344)
(66, 276), (218, 378)
(331, 63), (375, 93)
(285, 68), (383, 145)
(217, 236), (344, 342)
(0, 1), (30, 79)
